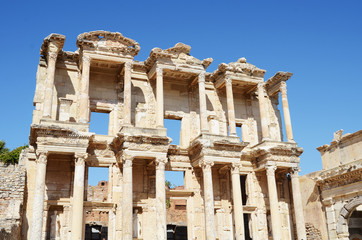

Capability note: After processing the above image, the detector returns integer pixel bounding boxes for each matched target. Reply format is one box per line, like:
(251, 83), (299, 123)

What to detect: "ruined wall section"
(0, 161), (26, 240)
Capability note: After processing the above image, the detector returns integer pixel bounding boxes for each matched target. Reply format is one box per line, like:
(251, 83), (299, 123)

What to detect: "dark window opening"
(85, 224), (108, 240)
(240, 175), (248, 205)
(167, 224), (188, 240)
(244, 214), (252, 240)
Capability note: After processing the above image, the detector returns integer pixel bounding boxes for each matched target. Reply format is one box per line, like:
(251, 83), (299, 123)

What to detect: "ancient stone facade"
(0, 151), (26, 240)
(301, 130), (362, 240)
(19, 30), (308, 240)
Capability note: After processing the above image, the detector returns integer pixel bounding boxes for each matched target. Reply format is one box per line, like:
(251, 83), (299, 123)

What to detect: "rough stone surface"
(0, 156), (26, 240)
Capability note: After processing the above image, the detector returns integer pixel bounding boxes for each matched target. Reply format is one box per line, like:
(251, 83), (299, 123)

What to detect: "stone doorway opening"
(167, 224), (187, 240)
(85, 224), (108, 240)
(348, 205), (362, 240)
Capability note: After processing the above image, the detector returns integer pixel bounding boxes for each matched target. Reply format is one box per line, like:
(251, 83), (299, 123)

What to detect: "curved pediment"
(76, 30), (140, 57)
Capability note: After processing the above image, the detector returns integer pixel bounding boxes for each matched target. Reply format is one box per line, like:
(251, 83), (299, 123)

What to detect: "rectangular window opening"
(89, 112), (110, 135)
(165, 170), (184, 189)
(240, 175), (248, 205)
(87, 167), (109, 202)
(236, 124), (242, 141)
(164, 118), (181, 146)
(243, 213), (252, 240)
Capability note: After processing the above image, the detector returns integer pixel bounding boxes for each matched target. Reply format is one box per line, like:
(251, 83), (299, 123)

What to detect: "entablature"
(265, 71), (293, 96)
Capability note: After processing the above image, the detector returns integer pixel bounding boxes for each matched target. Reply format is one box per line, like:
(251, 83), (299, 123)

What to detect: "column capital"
(47, 51), (58, 62)
(198, 71), (206, 83)
(266, 165), (277, 176)
(231, 162), (241, 175)
(75, 152), (88, 166)
(279, 81), (287, 93)
(257, 82), (265, 89)
(82, 55), (91, 65)
(200, 159), (214, 170)
(155, 157), (168, 167)
(156, 67), (163, 75)
(124, 61), (132, 69)
(225, 76), (232, 85)
(122, 154), (134, 168)
(36, 150), (48, 164)
(290, 167), (300, 178)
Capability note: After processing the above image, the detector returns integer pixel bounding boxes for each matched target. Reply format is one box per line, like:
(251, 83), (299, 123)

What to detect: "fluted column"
(42, 50), (59, 118)
(266, 165), (282, 240)
(156, 67), (164, 128)
(30, 150), (48, 239)
(71, 153), (87, 240)
(280, 81), (294, 142)
(155, 157), (168, 240)
(79, 55), (91, 123)
(201, 159), (216, 240)
(290, 167), (307, 240)
(225, 77), (237, 136)
(198, 72), (208, 133)
(231, 163), (245, 240)
(257, 83), (270, 140)
(122, 155), (133, 240)
(123, 62), (132, 126)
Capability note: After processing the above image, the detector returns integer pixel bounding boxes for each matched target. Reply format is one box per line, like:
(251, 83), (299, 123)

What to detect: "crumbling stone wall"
(0, 160), (26, 240)
(305, 222), (322, 240)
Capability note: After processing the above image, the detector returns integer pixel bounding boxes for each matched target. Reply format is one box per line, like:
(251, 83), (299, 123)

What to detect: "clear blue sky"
(1, 1), (361, 185)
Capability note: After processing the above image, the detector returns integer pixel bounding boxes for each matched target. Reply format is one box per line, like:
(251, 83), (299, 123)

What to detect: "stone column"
(122, 155), (133, 240)
(198, 72), (208, 133)
(225, 77), (237, 136)
(266, 165), (282, 240)
(201, 159), (216, 240)
(156, 67), (164, 128)
(30, 150), (48, 239)
(123, 62), (132, 126)
(231, 163), (245, 240)
(257, 83), (270, 140)
(155, 157), (168, 240)
(290, 168), (307, 240)
(42, 50), (59, 118)
(79, 55), (91, 123)
(71, 153), (87, 240)
(280, 81), (294, 142)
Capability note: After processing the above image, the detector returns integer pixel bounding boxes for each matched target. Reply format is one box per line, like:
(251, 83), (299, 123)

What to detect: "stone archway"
(336, 196), (362, 239)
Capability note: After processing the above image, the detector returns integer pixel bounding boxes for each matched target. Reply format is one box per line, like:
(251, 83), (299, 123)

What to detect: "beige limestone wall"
(299, 173), (328, 240)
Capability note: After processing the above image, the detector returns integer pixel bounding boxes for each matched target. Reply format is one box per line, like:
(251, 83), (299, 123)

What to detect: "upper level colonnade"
(35, 30), (295, 145)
